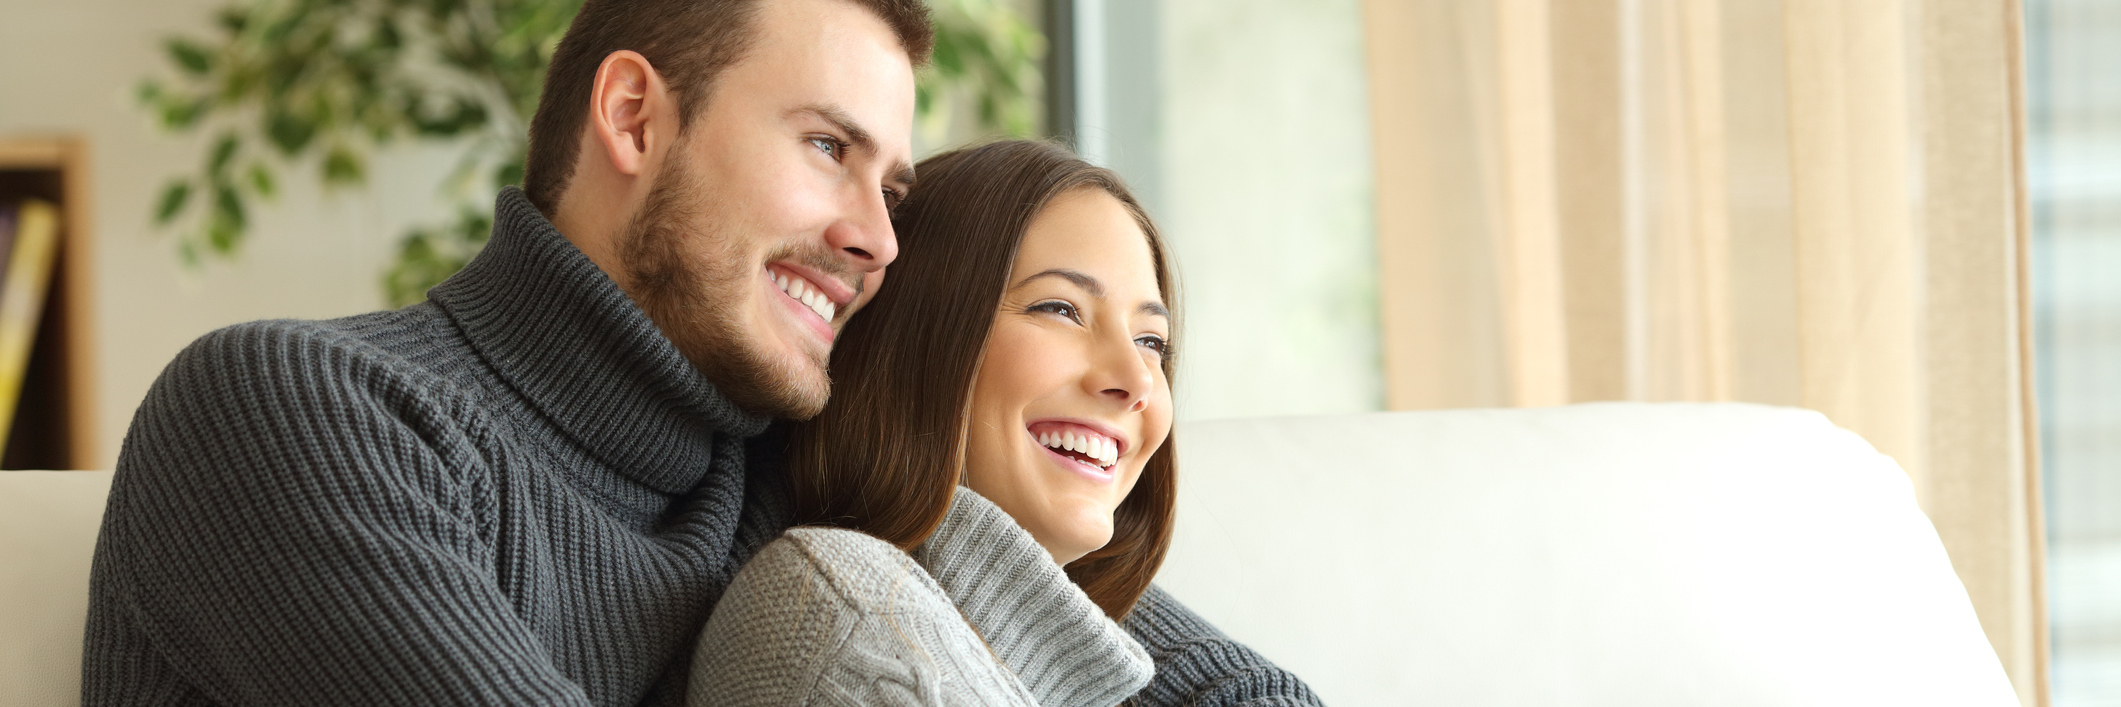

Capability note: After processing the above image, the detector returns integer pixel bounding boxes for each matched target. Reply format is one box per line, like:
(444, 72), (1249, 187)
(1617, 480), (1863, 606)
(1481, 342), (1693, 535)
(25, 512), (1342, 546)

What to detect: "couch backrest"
(1, 470), (112, 707)
(3, 404), (2022, 706)
(1155, 402), (2020, 706)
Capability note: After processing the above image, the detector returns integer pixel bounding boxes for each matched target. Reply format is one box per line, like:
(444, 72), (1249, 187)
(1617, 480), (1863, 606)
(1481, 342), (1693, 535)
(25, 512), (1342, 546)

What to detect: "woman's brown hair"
(786, 139), (1179, 620)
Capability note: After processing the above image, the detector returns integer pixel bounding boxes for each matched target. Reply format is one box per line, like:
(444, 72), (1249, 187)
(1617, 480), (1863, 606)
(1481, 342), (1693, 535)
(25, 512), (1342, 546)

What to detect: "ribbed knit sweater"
(82, 187), (1322, 706)
(912, 489), (1152, 706)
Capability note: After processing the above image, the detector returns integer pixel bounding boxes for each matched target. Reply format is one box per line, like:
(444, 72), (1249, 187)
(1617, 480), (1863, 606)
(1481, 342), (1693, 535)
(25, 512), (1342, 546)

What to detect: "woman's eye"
(808, 136), (842, 160)
(1136, 335), (1169, 356)
(1028, 300), (1081, 323)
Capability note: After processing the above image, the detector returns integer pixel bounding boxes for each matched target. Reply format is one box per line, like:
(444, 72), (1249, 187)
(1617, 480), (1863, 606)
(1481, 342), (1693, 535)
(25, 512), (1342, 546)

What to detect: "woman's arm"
(1122, 586), (1325, 706)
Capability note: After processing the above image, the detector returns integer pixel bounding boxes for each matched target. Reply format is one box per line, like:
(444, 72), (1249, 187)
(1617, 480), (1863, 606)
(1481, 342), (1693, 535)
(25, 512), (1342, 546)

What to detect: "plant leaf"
(266, 110), (318, 154)
(161, 98), (209, 129)
(207, 218), (239, 255)
(214, 181), (247, 231)
(492, 162), (524, 188)
(165, 38), (214, 75)
(208, 133), (240, 175)
(215, 6), (249, 35)
(248, 164), (277, 199)
(154, 180), (193, 225)
(323, 146), (365, 185)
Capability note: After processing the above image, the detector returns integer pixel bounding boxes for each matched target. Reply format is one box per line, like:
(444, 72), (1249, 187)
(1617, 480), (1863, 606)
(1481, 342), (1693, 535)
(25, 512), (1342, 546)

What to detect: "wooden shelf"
(0, 136), (97, 470)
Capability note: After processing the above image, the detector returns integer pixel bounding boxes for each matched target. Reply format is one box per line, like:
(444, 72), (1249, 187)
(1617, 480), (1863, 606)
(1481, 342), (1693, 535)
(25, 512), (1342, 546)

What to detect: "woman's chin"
(1042, 520), (1116, 566)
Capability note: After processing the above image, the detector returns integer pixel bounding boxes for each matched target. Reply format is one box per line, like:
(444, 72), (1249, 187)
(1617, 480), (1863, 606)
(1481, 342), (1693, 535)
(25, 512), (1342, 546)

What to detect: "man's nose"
(823, 192), (899, 272)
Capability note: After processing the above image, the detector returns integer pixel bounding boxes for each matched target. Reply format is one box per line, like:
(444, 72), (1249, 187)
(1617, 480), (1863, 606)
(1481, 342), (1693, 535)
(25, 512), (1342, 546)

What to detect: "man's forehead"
(733, 0), (917, 163)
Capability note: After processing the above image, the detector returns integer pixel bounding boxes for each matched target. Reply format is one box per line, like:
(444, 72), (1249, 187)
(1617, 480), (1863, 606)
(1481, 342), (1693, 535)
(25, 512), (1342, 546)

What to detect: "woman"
(690, 141), (1305, 706)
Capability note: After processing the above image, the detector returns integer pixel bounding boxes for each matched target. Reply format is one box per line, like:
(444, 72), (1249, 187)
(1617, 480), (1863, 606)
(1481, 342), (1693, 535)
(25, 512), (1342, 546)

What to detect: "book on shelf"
(0, 200), (59, 456)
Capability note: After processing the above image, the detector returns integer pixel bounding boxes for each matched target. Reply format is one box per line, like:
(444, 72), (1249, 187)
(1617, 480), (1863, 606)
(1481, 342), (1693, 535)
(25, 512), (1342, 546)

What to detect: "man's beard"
(618, 150), (833, 420)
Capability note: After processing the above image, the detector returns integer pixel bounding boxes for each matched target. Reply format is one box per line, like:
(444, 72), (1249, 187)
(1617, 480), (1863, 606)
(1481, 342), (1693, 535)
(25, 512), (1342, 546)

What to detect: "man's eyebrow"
(794, 104), (915, 189)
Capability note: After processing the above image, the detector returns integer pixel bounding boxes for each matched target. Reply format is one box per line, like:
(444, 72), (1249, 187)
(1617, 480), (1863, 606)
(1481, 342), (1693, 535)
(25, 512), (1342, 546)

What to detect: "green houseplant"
(141, 0), (1043, 307)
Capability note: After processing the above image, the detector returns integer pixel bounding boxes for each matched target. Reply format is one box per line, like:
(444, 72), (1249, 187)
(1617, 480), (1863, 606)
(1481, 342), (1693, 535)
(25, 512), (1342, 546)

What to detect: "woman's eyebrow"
(1012, 268), (1103, 296)
(1140, 301), (1169, 318)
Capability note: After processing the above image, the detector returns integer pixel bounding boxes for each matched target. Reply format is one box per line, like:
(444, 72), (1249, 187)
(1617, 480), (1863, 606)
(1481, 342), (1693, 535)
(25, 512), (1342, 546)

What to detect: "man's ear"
(587, 50), (671, 178)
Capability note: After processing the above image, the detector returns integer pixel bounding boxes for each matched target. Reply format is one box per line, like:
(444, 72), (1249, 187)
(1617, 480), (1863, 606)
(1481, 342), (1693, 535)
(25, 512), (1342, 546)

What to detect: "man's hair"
(522, 0), (934, 217)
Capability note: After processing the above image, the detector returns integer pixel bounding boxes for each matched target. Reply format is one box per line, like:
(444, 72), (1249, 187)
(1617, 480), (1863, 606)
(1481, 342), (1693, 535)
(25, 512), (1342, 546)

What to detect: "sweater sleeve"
(1122, 585), (1325, 707)
(83, 322), (592, 706)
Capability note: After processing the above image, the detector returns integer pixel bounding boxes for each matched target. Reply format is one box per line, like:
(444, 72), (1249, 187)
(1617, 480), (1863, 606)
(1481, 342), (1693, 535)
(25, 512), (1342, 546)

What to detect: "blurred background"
(0, 0), (2111, 705)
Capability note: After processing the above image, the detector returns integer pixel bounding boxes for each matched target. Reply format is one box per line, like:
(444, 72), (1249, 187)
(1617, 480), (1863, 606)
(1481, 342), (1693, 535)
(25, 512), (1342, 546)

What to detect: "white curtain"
(1363, 0), (2046, 702)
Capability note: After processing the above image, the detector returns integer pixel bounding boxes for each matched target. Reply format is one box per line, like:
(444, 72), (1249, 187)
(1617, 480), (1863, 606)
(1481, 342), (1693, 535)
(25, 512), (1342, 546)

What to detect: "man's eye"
(1028, 300), (1081, 323)
(808, 136), (842, 160)
(883, 187), (904, 209)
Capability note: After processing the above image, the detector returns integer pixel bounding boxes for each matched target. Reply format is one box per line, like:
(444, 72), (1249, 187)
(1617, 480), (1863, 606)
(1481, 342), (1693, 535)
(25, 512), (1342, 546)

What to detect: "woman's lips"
(1040, 444), (1117, 483)
(1025, 419), (1128, 483)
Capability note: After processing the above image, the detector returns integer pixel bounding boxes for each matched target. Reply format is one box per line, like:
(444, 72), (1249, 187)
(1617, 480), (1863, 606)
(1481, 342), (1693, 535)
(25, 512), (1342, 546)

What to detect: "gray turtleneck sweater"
(82, 187), (1320, 706)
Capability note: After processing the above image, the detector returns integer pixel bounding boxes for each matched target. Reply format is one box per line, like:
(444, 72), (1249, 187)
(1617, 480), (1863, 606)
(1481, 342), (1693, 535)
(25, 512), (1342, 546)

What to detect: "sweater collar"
(912, 488), (1155, 707)
(428, 187), (769, 494)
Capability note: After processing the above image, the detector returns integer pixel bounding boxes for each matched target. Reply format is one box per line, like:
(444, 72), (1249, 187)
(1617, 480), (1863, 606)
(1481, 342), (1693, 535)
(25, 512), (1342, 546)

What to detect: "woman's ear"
(586, 50), (674, 178)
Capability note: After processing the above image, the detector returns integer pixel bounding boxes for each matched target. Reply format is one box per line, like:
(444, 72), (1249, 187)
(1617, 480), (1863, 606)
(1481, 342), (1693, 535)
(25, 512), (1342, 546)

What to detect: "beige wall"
(0, 0), (458, 468)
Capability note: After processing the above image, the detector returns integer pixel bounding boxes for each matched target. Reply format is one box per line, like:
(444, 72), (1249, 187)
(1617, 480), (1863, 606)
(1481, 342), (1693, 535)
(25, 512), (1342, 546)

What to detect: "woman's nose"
(1084, 332), (1156, 411)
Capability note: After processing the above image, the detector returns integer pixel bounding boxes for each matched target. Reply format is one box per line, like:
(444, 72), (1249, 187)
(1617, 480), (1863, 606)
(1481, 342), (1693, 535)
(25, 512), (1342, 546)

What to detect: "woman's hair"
(785, 139), (1179, 620)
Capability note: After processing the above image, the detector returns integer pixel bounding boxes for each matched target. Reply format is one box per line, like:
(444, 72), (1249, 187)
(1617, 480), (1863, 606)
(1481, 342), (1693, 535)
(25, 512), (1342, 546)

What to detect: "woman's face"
(963, 187), (1174, 565)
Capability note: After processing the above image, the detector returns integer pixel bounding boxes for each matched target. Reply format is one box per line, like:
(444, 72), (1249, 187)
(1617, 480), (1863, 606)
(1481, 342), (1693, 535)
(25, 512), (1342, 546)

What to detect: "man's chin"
(671, 330), (831, 421)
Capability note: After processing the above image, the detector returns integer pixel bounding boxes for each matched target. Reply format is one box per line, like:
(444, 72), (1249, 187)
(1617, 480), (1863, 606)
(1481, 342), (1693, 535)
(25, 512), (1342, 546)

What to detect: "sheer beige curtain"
(1362, 0), (2046, 702)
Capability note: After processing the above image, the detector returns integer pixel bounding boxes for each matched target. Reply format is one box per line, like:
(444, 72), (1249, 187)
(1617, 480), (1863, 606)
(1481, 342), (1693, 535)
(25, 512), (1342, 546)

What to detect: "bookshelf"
(0, 136), (96, 470)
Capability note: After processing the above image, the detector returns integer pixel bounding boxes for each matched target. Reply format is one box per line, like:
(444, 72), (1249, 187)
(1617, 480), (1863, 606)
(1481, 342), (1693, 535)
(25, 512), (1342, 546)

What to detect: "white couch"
(1, 403), (2019, 706)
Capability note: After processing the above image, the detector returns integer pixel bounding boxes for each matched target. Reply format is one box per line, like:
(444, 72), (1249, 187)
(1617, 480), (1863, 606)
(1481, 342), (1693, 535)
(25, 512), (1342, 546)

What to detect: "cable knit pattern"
(83, 187), (786, 707)
(912, 489), (1155, 707)
(689, 527), (1039, 706)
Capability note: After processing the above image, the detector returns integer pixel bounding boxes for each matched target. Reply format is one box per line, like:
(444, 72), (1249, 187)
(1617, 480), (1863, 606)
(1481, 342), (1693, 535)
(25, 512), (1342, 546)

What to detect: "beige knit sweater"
(688, 489), (1153, 706)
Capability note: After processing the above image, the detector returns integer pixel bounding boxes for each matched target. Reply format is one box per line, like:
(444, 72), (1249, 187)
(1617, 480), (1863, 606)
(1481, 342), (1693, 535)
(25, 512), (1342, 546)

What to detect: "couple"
(83, 0), (1316, 705)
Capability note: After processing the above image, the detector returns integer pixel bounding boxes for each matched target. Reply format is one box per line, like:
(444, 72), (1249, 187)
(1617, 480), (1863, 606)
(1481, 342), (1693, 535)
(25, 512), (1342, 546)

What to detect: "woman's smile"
(1026, 419), (1131, 482)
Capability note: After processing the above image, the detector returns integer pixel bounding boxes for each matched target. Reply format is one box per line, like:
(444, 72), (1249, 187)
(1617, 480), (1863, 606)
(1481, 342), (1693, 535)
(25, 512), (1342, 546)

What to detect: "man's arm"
(84, 322), (591, 706)
(1123, 585), (1324, 707)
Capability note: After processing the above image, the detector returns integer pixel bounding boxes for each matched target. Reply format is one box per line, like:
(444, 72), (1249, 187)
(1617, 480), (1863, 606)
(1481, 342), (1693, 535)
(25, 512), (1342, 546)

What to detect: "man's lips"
(765, 273), (839, 347)
(769, 261), (858, 308)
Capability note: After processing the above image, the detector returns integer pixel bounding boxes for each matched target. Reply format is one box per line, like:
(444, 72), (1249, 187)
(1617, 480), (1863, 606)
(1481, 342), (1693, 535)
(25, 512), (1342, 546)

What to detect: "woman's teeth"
(1037, 429), (1118, 468)
(773, 272), (836, 323)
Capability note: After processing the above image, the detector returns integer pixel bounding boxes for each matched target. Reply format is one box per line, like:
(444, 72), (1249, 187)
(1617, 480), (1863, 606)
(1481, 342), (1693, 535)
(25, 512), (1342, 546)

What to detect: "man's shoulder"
(118, 303), (502, 502)
(178, 303), (464, 383)
(148, 303), (489, 433)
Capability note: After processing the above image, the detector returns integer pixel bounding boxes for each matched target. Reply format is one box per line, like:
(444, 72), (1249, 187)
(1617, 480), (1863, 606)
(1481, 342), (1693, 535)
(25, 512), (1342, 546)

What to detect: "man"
(85, 0), (1318, 704)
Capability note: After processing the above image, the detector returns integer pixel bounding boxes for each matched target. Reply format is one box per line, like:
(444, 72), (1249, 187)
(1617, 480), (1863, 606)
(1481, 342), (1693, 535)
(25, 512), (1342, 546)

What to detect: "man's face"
(621, 0), (915, 420)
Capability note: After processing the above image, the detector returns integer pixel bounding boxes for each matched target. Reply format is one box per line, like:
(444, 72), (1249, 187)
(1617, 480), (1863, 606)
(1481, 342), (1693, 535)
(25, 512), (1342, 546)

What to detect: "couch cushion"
(1, 470), (113, 707)
(1158, 402), (2020, 706)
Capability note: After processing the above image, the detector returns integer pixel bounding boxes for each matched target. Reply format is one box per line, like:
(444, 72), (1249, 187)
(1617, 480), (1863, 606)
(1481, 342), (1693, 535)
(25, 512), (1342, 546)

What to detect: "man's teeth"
(1037, 429), (1118, 467)
(773, 272), (836, 322)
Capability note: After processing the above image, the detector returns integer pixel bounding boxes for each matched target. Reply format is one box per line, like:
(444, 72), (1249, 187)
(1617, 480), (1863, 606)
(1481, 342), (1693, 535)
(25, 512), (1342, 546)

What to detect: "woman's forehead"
(1011, 189), (1160, 300)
